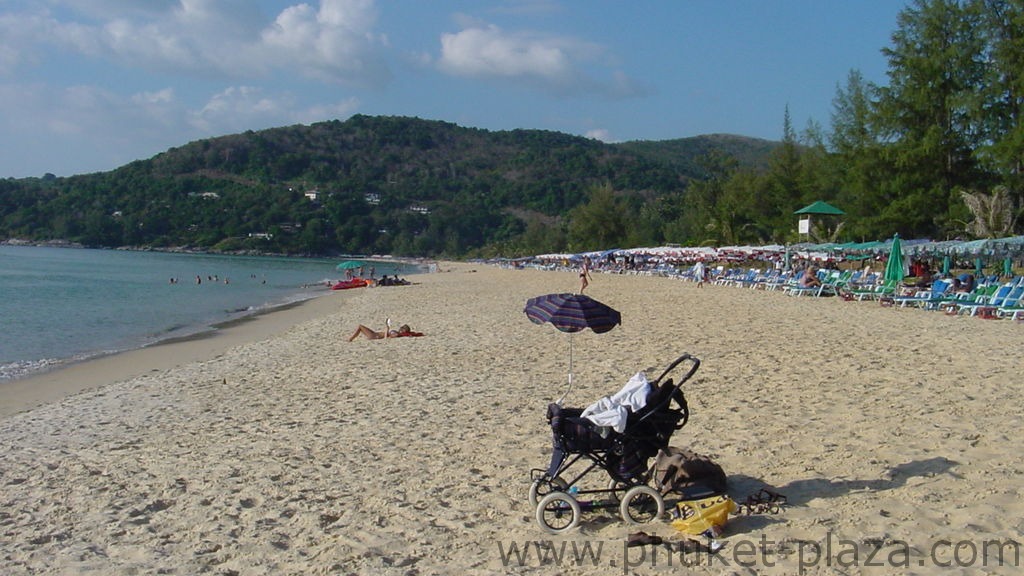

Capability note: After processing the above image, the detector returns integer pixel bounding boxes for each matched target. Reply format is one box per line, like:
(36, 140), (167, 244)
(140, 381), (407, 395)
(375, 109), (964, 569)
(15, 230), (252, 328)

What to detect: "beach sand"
(1, 264), (1023, 574)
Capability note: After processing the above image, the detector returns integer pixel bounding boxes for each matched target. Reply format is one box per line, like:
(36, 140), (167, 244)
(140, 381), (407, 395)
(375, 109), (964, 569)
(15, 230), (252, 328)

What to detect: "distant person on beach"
(348, 323), (424, 341)
(579, 257), (592, 294)
(801, 266), (822, 288)
(694, 260), (706, 288)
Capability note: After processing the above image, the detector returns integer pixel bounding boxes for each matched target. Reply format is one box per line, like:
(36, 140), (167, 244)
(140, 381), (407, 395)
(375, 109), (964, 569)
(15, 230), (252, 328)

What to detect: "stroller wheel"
(607, 479), (629, 504)
(528, 476), (568, 507)
(620, 486), (665, 525)
(536, 492), (581, 534)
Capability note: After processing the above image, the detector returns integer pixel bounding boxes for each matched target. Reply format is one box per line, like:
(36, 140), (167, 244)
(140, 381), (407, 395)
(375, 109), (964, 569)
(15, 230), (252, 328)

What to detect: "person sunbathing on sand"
(348, 323), (424, 341)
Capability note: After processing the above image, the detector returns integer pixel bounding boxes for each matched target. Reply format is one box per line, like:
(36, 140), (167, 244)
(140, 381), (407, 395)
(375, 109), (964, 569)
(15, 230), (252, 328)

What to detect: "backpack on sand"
(653, 446), (728, 496)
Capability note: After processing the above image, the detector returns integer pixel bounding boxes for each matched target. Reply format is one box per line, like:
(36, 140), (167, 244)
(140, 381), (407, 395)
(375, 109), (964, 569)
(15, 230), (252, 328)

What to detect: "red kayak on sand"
(331, 278), (369, 290)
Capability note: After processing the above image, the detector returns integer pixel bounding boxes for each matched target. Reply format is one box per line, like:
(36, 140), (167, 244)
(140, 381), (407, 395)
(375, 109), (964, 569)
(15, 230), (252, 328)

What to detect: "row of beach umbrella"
(531, 235), (1024, 266)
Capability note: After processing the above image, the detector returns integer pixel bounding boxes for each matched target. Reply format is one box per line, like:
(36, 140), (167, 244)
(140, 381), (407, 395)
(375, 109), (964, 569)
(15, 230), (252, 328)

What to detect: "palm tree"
(959, 186), (1018, 238)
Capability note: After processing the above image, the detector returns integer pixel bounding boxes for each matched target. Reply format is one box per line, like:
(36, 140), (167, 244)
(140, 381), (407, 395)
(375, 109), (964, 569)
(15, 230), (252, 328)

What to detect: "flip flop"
(626, 532), (664, 547)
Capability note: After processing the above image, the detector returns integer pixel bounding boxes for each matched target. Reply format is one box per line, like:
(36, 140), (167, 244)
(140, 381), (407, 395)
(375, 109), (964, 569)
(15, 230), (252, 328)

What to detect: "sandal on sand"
(627, 532), (664, 547)
(741, 488), (787, 515)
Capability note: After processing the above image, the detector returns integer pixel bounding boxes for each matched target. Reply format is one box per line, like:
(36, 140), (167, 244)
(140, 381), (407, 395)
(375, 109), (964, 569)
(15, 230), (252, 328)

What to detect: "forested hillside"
(0, 115), (776, 257)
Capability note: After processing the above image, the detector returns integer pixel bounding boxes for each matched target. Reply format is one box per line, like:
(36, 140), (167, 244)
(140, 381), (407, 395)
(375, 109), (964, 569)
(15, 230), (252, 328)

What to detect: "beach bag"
(670, 495), (738, 537)
(653, 447), (728, 495)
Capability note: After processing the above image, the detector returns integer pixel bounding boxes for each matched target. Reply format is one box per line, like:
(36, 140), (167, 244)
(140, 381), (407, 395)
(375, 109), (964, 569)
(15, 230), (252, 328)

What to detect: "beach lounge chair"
(953, 283), (1016, 317)
(761, 270), (793, 291)
(893, 279), (952, 309)
(784, 269), (835, 297)
(938, 284), (1000, 315)
(995, 286), (1024, 319)
(729, 268), (760, 288)
(746, 268), (782, 289)
(846, 278), (898, 301)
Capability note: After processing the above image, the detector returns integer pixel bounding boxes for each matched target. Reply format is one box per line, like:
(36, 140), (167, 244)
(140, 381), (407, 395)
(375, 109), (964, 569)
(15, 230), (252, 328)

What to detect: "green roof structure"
(794, 200), (845, 216)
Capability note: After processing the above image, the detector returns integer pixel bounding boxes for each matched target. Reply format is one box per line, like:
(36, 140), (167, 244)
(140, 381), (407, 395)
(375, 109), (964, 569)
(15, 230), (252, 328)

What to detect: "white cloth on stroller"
(581, 371), (651, 433)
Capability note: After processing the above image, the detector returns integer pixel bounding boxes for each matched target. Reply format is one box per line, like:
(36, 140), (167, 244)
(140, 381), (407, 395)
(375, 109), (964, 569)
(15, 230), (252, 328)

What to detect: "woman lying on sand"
(348, 323), (424, 341)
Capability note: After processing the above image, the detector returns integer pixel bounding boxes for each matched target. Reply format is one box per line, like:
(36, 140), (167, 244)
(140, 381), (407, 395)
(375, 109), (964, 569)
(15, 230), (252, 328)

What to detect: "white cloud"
(188, 86), (360, 134)
(299, 97), (361, 124)
(585, 128), (612, 142)
(0, 81), (184, 175)
(2, 1), (390, 86)
(260, 0), (390, 86)
(0, 79), (362, 176)
(438, 25), (576, 82)
(132, 88), (175, 106)
(436, 21), (640, 97)
(189, 86), (290, 133)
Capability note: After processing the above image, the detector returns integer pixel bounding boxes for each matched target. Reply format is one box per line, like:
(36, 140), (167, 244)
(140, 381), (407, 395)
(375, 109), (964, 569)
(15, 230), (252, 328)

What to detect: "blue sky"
(0, 0), (907, 178)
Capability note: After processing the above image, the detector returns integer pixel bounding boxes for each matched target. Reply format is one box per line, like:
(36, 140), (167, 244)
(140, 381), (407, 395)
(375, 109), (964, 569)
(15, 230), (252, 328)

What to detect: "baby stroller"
(528, 353), (699, 534)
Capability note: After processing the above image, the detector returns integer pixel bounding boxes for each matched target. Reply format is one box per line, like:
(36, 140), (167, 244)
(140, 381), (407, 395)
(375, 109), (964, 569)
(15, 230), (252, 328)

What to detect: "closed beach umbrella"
(883, 234), (905, 284)
(524, 293), (622, 404)
(941, 255), (951, 275)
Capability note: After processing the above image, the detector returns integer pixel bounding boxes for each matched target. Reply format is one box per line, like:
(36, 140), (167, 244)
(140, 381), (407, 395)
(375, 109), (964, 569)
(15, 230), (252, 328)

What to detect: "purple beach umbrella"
(524, 293), (622, 403)
(524, 293), (622, 333)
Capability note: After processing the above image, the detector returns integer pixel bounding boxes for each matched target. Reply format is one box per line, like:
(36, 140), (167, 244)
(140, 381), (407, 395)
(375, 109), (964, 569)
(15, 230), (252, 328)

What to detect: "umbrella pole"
(556, 333), (574, 406)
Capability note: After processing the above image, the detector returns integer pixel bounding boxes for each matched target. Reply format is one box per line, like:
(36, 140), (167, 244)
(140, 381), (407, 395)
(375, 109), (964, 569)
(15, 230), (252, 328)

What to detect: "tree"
(829, 69), (890, 239)
(760, 107), (804, 239)
(874, 0), (990, 235)
(959, 185), (1018, 237)
(567, 183), (627, 251)
(977, 0), (1024, 205)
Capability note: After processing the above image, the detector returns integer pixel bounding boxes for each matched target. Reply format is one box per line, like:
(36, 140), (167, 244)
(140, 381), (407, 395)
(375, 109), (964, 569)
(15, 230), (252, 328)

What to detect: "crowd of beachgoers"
(496, 253), (1024, 321)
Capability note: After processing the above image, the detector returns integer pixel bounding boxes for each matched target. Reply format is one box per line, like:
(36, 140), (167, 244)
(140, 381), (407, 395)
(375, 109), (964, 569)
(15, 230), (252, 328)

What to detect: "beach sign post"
(523, 293), (622, 405)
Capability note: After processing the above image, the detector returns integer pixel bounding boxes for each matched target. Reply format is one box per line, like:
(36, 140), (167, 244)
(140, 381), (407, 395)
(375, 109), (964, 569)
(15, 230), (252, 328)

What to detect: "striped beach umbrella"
(524, 293), (621, 404)
(524, 293), (622, 333)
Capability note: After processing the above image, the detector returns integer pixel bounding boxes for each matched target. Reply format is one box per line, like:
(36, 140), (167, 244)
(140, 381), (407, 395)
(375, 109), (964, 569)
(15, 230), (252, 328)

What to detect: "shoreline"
(0, 288), (355, 419)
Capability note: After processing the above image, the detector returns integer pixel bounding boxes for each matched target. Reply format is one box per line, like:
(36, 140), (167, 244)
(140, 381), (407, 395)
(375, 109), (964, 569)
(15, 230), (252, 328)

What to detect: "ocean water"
(0, 246), (420, 383)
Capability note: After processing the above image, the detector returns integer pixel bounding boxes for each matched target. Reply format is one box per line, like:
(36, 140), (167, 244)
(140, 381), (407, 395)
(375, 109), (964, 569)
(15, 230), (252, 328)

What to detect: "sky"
(0, 0), (909, 178)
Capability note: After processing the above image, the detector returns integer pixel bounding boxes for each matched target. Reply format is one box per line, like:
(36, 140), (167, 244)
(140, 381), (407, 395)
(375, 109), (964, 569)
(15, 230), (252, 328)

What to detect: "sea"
(0, 245), (422, 383)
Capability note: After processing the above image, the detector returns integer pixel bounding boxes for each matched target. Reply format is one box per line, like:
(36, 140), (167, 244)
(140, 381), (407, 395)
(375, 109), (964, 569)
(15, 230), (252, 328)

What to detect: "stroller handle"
(649, 353), (700, 387)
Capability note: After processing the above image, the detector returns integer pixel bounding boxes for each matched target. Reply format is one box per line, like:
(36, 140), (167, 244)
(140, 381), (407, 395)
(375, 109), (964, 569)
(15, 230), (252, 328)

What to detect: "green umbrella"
(336, 260), (365, 271)
(1003, 257), (1012, 278)
(883, 234), (905, 284)
(941, 255), (951, 275)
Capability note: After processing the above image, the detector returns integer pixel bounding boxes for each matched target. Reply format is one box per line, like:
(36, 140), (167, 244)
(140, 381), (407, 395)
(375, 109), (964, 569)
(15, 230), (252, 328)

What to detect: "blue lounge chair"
(893, 279), (952, 309)
(996, 286), (1024, 319)
(954, 283), (1016, 316)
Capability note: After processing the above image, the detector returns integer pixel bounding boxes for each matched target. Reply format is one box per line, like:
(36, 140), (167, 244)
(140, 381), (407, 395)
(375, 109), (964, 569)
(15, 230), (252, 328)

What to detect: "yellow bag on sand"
(670, 495), (738, 536)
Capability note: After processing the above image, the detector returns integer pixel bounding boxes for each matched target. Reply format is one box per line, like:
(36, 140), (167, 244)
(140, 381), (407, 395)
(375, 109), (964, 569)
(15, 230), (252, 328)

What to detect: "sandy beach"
(2, 263), (1023, 575)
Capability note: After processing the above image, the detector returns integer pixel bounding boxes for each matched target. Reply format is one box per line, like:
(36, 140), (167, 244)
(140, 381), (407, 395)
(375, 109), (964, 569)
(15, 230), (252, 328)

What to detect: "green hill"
(0, 115), (778, 257)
